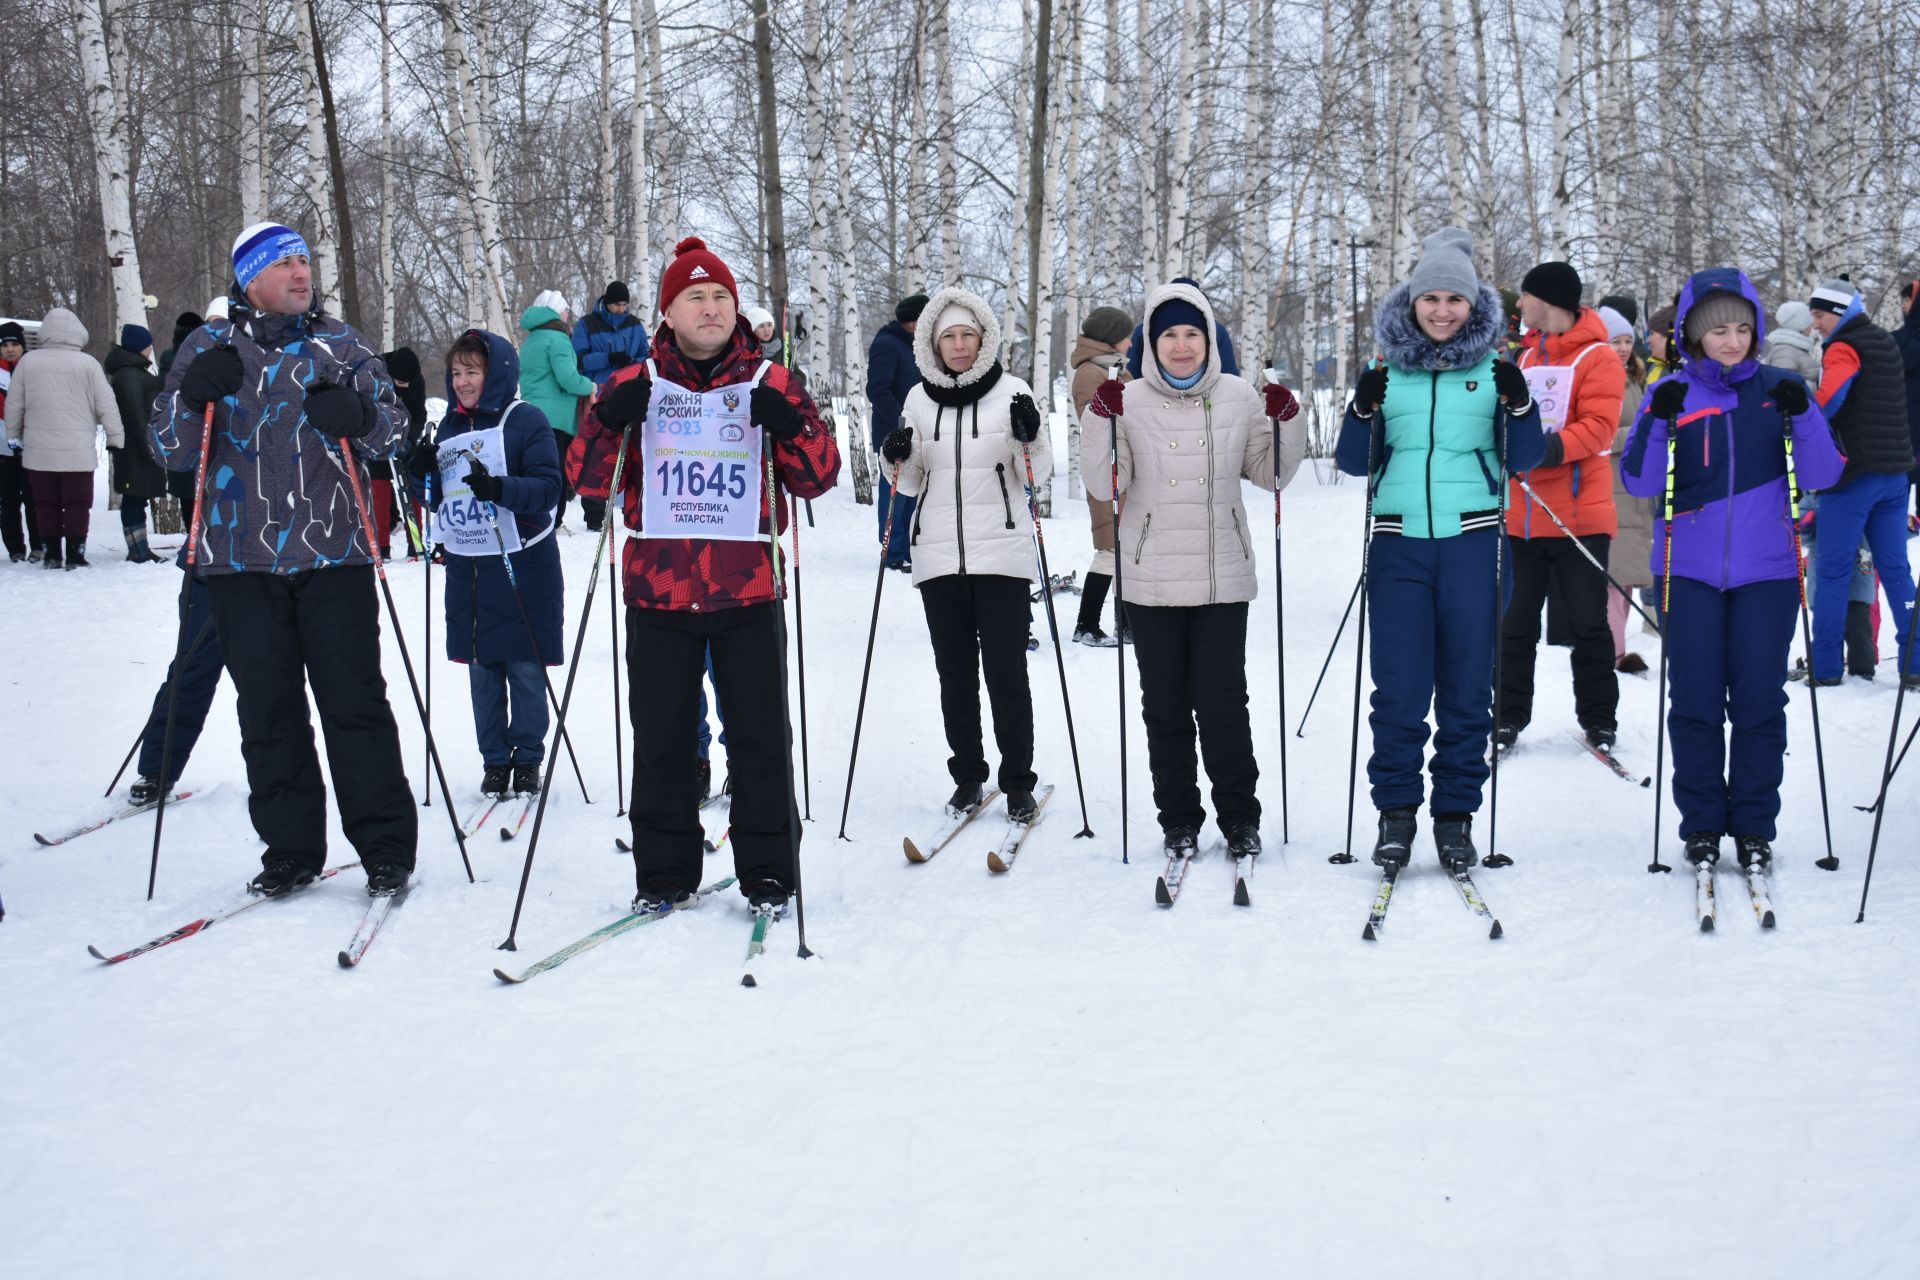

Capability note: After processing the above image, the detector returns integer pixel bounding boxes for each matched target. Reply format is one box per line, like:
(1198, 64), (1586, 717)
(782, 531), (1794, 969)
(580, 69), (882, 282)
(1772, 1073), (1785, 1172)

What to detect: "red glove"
(1090, 380), (1126, 419)
(1262, 381), (1299, 421)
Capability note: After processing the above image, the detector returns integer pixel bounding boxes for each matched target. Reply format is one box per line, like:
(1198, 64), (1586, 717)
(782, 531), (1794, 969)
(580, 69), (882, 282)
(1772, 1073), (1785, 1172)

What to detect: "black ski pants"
(206, 566), (417, 874)
(138, 572), (225, 784)
(1127, 600), (1259, 837)
(918, 573), (1037, 794)
(1499, 534), (1619, 732)
(627, 601), (797, 896)
(0, 453), (43, 557)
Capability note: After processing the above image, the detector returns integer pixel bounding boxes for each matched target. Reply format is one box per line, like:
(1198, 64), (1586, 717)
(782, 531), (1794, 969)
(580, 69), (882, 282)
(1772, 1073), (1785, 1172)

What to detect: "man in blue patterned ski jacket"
(149, 222), (418, 900)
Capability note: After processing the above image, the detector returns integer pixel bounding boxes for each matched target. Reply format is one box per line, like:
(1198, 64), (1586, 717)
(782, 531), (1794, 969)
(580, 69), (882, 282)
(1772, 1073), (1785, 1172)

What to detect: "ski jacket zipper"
(1203, 396), (1217, 603)
(1426, 372), (1439, 538)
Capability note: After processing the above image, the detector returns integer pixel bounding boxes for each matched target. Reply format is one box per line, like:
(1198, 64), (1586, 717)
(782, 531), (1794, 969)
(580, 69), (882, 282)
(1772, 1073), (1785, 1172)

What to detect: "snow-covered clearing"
(4, 466), (1915, 1278)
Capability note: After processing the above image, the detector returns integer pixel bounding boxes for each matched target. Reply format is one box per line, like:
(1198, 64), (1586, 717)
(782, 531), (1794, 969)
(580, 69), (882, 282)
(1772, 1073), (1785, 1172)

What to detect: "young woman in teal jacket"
(1336, 229), (1544, 870)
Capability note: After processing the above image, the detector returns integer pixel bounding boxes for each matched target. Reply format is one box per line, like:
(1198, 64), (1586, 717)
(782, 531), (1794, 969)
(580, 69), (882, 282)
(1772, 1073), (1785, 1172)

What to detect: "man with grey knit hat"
(1805, 276), (1919, 685)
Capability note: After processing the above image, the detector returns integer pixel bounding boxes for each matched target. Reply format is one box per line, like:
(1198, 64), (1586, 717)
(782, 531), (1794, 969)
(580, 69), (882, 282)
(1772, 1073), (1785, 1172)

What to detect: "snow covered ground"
(4, 463), (1917, 1278)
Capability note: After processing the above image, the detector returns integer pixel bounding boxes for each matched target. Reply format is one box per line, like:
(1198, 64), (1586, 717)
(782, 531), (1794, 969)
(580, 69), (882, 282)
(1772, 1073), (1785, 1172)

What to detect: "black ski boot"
(481, 764), (511, 798)
(633, 882), (694, 913)
(1584, 725), (1617, 752)
(696, 758), (712, 803)
(42, 544), (62, 570)
(1163, 825), (1200, 859)
(1493, 723), (1521, 753)
(743, 878), (791, 914)
(65, 537), (88, 568)
(947, 782), (984, 815)
(1005, 789), (1038, 822)
(1225, 822), (1262, 859)
(1734, 835), (1772, 870)
(249, 858), (316, 897)
(129, 776), (161, 807)
(1433, 812), (1478, 871)
(1372, 807), (1417, 868)
(1684, 831), (1722, 866)
(1074, 573), (1117, 646)
(512, 762), (541, 795)
(364, 862), (410, 897)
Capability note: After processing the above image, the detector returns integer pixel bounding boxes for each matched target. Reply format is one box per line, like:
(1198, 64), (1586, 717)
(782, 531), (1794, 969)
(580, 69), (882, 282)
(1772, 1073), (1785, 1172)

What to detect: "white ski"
(986, 785), (1053, 874)
(904, 790), (1002, 863)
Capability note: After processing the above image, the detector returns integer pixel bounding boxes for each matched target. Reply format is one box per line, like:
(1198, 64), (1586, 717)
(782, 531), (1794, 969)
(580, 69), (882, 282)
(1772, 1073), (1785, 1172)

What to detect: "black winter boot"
(1433, 812), (1478, 871)
(41, 544), (62, 569)
(129, 776), (162, 807)
(946, 781), (984, 815)
(512, 761), (542, 795)
(364, 862), (411, 897)
(1225, 822), (1262, 859)
(1684, 831), (1722, 866)
(1372, 807), (1417, 868)
(481, 764), (511, 798)
(249, 858), (316, 897)
(64, 537), (87, 567)
(1734, 835), (1772, 870)
(1005, 789), (1038, 822)
(1163, 825), (1200, 858)
(1074, 573), (1116, 646)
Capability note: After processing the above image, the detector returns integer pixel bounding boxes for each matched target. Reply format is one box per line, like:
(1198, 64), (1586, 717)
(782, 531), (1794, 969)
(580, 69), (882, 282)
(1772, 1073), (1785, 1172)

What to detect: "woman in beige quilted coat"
(1079, 280), (1306, 860)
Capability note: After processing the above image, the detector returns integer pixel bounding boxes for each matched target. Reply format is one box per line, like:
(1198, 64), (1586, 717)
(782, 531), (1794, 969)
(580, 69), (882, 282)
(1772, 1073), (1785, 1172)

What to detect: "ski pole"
(104, 611), (217, 797)
(455, 445), (593, 805)
(419, 461), (434, 806)
(1781, 407), (1837, 871)
(1021, 439), (1095, 840)
(762, 404), (813, 959)
(1100, 365), (1130, 864)
(500, 419), (635, 950)
(1329, 379), (1379, 866)
(1856, 714), (1920, 811)
(1484, 408), (1512, 869)
(1262, 378), (1290, 843)
(147, 395), (217, 899)
(1512, 474), (1663, 632)
(1295, 573), (1362, 738)
(1856, 566), (1920, 921)
(339, 433), (474, 884)
(836, 461), (902, 841)
(1648, 416), (1678, 875)
(792, 511), (812, 819)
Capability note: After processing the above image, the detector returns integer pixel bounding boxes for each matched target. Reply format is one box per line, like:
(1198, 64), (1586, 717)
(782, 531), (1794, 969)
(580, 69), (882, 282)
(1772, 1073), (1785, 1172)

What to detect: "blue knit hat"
(1148, 296), (1207, 344)
(231, 222), (311, 289)
(119, 324), (153, 352)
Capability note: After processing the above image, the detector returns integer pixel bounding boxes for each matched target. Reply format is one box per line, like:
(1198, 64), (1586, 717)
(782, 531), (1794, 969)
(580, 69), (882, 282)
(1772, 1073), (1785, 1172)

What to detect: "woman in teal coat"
(1335, 229), (1545, 870)
(519, 296), (597, 527)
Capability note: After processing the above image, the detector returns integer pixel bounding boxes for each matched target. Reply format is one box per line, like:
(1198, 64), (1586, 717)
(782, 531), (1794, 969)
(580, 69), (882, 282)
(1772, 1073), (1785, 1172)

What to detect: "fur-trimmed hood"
(1375, 282), (1504, 371)
(1137, 280), (1224, 397)
(913, 286), (1003, 390)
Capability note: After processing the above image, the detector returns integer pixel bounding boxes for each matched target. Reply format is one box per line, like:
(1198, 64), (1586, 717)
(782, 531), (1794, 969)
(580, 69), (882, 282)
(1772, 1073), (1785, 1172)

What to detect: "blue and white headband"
(231, 222), (311, 289)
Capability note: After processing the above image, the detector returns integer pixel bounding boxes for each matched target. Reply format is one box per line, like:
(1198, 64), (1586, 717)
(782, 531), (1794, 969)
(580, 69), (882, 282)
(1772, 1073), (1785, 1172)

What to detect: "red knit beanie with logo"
(658, 236), (738, 312)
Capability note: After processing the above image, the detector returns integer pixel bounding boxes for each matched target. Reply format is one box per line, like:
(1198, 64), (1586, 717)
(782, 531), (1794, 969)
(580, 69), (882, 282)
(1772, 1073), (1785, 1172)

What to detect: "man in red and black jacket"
(570, 236), (840, 913)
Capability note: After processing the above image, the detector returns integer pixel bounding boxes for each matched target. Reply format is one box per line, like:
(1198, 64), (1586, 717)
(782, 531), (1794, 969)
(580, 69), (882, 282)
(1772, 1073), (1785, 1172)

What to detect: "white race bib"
(433, 425), (521, 557)
(639, 364), (768, 542)
(1522, 343), (1603, 436)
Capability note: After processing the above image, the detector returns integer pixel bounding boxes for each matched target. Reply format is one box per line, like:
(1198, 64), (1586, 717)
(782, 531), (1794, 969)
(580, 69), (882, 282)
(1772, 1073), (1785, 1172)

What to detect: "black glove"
(305, 383), (375, 438)
(594, 374), (651, 429)
(881, 427), (913, 464)
(1536, 434), (1566, 469)
(179, 346), (244, 407)
(1773, 378), (1809, 415)
(1650, 379), (1689, 419)
(1353, 365), (1388, 415)
(1009, 393), (1041, 443)
(464, 458), (504, 503)
(608, 351), (632, 369)
(406, 440), (441, 480)
(750, 383), (804, 442)
(1492, 360), (1532, 409)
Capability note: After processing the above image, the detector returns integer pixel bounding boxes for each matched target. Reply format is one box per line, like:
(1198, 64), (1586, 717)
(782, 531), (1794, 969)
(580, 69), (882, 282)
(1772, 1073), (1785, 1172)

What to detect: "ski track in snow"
(3, 468), (1917, 1277)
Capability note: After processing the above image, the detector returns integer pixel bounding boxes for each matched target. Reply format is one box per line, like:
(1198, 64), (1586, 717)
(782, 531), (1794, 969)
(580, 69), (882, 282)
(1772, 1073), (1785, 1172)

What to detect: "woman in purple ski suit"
(1620, 267), (1845, 870)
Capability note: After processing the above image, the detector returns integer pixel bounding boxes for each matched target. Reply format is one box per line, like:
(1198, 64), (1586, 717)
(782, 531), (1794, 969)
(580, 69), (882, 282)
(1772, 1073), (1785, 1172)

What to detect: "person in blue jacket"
(867, 292), (926, 568)
(571, 281), (651, 531)
(408, 330), (565, 799)
(1335, 228), (1544, 871)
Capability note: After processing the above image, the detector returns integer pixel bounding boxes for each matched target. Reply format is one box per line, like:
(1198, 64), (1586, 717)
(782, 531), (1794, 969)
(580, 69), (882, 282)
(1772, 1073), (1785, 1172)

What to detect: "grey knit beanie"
(1404, 229), (1479, 299)
(1684, 291), (1755, 346)
(1081, 306), (1133, 346)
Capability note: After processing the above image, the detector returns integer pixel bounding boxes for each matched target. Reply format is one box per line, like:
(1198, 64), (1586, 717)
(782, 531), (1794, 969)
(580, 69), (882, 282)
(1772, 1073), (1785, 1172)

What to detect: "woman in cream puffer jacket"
(1079, 280), (1306, 858)
(884, 287), (1052, 820)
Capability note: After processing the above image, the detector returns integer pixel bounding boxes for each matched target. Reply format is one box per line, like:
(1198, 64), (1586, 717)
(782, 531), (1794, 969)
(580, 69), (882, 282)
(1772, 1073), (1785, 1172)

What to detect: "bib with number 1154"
(639, 359), (769, 542)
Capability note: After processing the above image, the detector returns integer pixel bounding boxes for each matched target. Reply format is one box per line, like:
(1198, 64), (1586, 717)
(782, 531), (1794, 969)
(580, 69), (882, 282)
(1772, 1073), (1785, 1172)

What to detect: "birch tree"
(629, 0), (652, 304)
(905, 0), (930, 285)
(71, 0), (146, 336)
(933, 0), (961, 281)
(1548, 0), (1580, 261)
(802, 0), (833, 375)
(833, 0), (875, 504)
(379, 0), (396, 348)
(1160, 0), (1199, 277)
(239, 0), (265, 230)
(597, 0), (617, 284)
(293, 0), (341, 305)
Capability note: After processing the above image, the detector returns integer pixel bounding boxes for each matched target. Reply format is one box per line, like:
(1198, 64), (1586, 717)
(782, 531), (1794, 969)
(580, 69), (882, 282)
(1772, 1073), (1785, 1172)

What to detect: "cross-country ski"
(338, 880), (411, 967)
(903, 790), (1001, 864)
(986, 783), (1052, 873)
(34, 789), (204, 847)
(87, 865), (351, 964)
(494, 877), (739, 984)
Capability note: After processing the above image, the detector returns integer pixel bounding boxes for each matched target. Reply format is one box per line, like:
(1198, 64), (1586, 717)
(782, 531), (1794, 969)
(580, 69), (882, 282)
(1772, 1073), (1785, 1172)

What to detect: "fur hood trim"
(913, 286), (1003, 390)
(1375, 282), (1504, 371)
